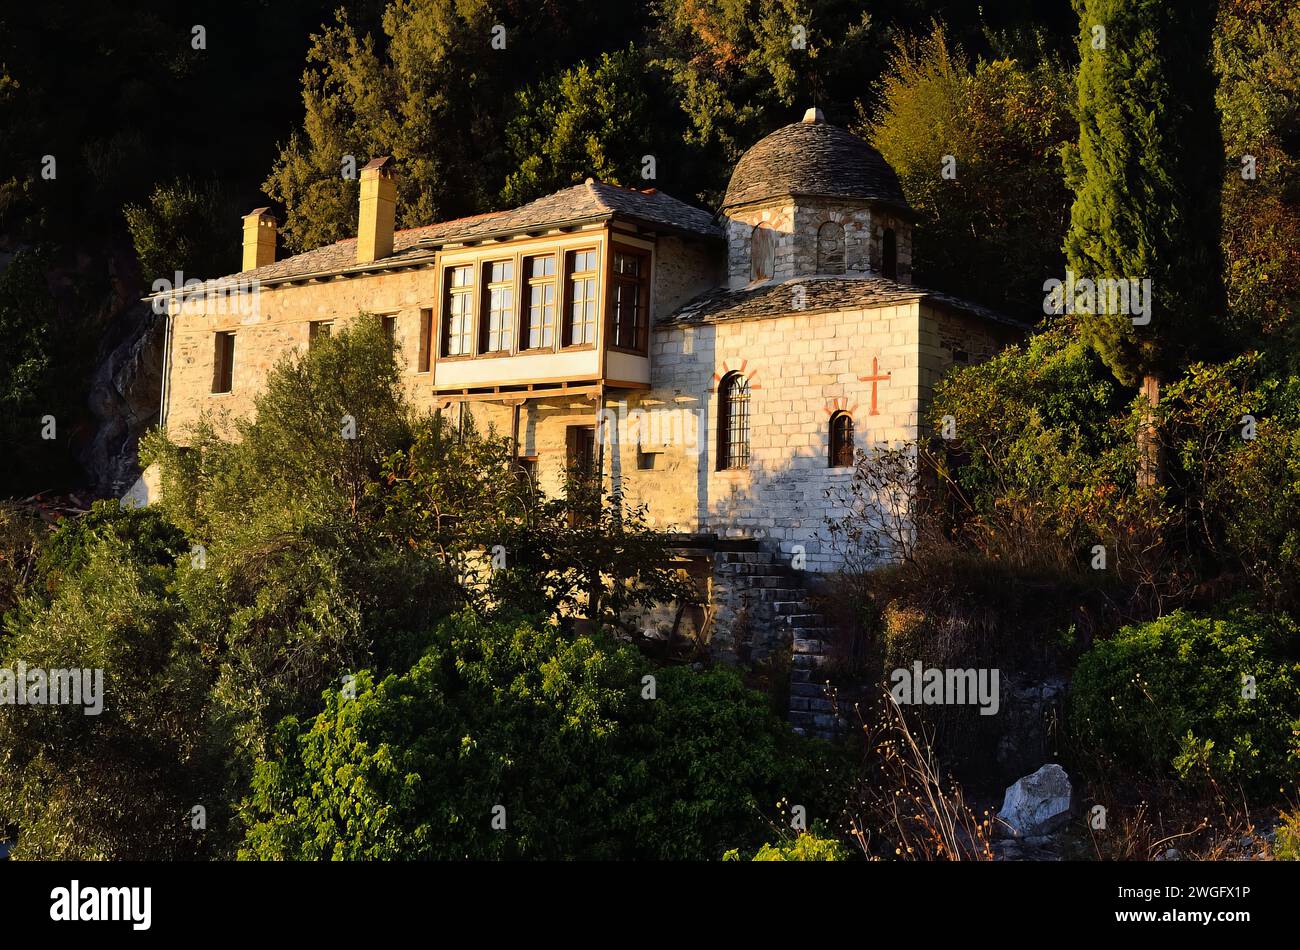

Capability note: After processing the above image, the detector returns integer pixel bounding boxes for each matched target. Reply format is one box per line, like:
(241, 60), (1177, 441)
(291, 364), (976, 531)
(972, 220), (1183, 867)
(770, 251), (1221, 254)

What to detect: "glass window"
(717, 372), (751, 470)
(481, 260), (515, 353)
(442, 264), (474, 356)
(829, 411), (855, 467)
(564, 249), (598, 346)
(611, 248), (649, 352)
(524, 255), (557, 349)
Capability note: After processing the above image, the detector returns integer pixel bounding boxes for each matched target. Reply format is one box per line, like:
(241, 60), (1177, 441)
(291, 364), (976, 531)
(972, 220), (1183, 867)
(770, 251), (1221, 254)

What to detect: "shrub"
(1071, 608), (1300, 793)
(1276, 810), (1300, 860)
(724, 832), (849, 861)
(240, 611), (837, 860)
(0, 535), (220, 859)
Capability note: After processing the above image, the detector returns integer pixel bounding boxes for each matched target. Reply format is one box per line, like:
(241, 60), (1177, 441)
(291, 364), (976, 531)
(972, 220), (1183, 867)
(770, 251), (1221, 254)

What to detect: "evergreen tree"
(1063, 0), (1225, 482)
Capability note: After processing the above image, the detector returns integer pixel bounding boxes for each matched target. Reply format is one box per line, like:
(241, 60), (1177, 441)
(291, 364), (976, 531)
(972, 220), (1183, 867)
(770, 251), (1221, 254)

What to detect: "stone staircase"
(712, 547), (842, 741)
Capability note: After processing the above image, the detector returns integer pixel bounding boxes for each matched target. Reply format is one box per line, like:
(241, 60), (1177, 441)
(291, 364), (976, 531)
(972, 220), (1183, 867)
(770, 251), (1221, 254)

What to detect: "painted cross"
(857, 356), (891, 416)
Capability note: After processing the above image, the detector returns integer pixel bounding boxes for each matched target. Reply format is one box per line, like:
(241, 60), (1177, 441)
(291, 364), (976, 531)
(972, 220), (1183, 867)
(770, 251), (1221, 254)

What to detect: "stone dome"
(722, 109), (910, 213)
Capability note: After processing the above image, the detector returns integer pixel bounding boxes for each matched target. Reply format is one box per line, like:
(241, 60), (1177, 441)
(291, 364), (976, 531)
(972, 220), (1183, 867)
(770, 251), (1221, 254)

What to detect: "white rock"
(997, 764), (1074, 838)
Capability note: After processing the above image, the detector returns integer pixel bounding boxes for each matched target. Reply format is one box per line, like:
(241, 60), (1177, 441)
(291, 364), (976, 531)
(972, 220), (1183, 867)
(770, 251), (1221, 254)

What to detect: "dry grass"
(842, 690), (994, 861)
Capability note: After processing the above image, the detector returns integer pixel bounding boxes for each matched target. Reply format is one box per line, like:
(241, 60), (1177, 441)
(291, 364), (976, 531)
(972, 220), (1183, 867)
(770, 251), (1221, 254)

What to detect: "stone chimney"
(242, 208), (277, 271)
(358, 156), (397, 264)
(802, 106), (825, 124)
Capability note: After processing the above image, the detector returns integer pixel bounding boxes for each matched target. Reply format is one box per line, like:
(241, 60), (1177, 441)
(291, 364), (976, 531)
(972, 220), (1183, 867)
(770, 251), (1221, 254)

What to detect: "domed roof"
(722, 108), (910, 212)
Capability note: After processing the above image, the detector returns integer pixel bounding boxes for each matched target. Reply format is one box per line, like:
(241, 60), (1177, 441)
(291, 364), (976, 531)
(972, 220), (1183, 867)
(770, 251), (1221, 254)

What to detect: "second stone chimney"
(242, 208), (277, 271)
(357, 156), (397, 264)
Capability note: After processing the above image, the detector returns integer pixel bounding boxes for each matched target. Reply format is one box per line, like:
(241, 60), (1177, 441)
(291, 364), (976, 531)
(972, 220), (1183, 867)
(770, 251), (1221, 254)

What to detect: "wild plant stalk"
(846, 690), (993, 860)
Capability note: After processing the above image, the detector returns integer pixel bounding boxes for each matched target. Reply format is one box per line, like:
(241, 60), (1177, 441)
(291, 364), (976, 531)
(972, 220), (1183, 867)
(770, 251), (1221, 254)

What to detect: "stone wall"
(723, 198), (914, 287)
(162, 267), (441, 440)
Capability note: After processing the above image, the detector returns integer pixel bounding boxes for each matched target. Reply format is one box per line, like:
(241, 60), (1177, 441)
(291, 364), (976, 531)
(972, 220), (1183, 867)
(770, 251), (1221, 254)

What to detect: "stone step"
(792, 638), (824, 654)
(714, 551), (775, 565)
(714, 562), (784, 576)
(782, 613), (825, 630)
(789, 696), (835, 713)
(791, 653), (827, 669)
(789, 682), (829, 698)
(789, 668), (812, 684)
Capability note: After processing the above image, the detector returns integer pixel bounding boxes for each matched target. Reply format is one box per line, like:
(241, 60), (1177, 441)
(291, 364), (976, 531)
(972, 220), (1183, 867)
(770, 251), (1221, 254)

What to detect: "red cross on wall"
(857, 356), (891, 416)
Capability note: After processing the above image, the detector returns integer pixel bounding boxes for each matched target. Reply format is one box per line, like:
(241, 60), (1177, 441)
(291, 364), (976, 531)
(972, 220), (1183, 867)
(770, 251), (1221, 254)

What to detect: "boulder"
(997, 764), (1075, 838)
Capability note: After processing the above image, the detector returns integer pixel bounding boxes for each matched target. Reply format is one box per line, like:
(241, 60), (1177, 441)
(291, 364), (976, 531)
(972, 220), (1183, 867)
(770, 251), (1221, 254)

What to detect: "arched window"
(717, 372), (751, 470)
(881, 227), (898, 280)
(816, 221), (845, 274)
(751, 224), (776, 281)
(828, 411), (855, 467)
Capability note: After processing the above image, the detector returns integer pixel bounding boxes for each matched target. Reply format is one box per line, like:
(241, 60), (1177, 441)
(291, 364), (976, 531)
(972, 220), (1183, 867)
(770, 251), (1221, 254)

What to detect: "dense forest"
(0, 0), (1298, 862)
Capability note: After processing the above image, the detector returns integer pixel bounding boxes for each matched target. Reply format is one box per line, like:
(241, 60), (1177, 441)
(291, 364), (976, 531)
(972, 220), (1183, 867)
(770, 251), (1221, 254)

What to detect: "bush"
(724, 832), (849, 861)
(0, 534), (220, 859)
(1276, 810), (1300, 860)
(240, 611), (838, 860)
(1071, 608), (1300, 793)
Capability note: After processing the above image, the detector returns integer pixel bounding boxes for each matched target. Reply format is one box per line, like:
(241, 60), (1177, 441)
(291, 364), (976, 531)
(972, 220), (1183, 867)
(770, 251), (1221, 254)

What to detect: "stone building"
(141, 108), (1025, 687)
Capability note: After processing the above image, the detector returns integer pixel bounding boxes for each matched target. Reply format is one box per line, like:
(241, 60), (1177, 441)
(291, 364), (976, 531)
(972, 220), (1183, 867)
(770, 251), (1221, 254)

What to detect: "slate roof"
(662, 276), (1030, 330)
(722, 119), (910, 213)
(165, 180), (721, 292)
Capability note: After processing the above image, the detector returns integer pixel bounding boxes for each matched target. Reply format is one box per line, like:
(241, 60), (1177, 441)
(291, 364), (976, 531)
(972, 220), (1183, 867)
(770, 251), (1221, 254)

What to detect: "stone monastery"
(142, 108), (1025, 676)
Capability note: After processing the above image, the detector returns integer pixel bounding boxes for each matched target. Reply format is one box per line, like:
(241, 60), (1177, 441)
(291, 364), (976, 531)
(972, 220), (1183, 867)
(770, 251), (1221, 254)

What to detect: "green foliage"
(1071, 609), (1300, 792)
(240, 611), (835, 860)
(143, 315), (411, 539)
(724, 831), (849, 861)
(261, 1), (649, 252)
(123, 177), (241, 281)
(0, 502), (45, 618)
(500, 47), (661, 207)
(1276, 810), (1300, 860)
(0, 533), (218, 859)
(1064, 0), (1225, 385)
(864, 25), (1074, 314)
(34, 499), (186, 595)
(1215, 0), (1300, 364)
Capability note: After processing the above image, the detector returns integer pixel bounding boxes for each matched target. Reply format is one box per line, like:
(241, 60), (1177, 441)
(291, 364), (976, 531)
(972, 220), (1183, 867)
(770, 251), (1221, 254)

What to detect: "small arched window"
(751, 224), (776, 281)
(717, 372), (751, 470)
(816, 221), (845, 274)
(829, 411), (855, 467)
(881, 227), (898, 280)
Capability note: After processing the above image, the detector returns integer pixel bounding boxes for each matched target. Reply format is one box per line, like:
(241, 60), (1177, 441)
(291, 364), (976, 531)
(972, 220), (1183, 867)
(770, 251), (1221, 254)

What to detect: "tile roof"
(722, 119), (910, 213)
(662, 276), (1030, 330)
(182, 180), (721, 291)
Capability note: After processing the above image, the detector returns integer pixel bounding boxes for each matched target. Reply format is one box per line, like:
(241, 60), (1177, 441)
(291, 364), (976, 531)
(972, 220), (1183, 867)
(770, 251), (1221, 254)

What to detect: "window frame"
(478, 259), (516, 356)
(828, 410), (855, 468)
(211, 331), (235, 395)
(520, 253), (559, 353)
(417, 307), (434, 373)
(308, 319), (334, 348)
(716, 372), (751, 471)
(440, 263), (477, 360)
(561, 248), (600, 350)
(607, 244), (651, 355)
(750, 224), (776, 281)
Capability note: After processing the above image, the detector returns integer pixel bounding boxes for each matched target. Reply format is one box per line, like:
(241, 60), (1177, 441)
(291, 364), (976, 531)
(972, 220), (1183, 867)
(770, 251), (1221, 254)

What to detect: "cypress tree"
(1063, 0), (1225, 484)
